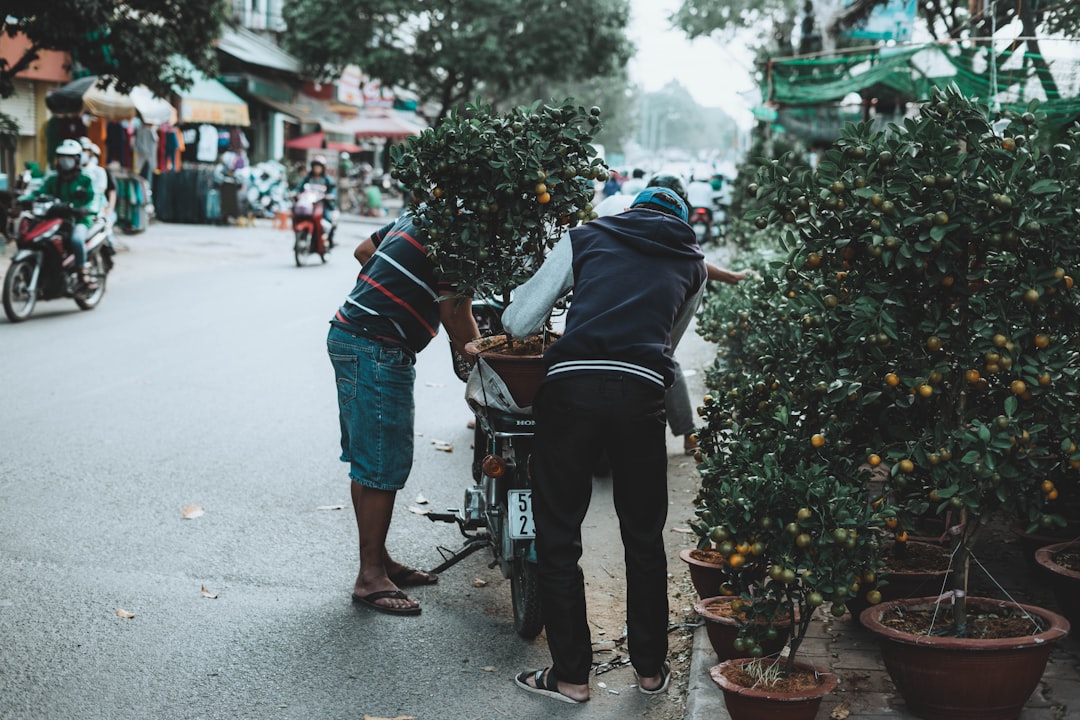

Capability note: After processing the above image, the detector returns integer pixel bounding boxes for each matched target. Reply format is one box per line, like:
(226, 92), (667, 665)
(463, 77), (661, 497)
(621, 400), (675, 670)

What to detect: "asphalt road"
(0, 217), (710, 720)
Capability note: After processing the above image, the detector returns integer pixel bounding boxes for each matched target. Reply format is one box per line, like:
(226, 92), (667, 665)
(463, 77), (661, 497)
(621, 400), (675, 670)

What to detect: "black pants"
(532, 373), (669, 685)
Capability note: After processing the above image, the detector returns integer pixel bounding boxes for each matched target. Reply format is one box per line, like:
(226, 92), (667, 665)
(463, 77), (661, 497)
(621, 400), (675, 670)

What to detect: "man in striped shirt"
(506, 187), (707, 703)
(328, 216), (479, 616)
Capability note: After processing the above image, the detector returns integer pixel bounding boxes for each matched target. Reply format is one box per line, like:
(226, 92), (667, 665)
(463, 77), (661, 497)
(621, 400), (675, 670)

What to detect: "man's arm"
(439, 292), (480, 365)
(706, 262), (750, 284)
(354, 236), (376, 265)
(502, 232), (574, 338)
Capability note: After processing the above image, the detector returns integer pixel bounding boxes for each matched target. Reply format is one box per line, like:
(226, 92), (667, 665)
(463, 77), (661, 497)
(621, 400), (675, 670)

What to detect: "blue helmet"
(630, 187), (689, 223)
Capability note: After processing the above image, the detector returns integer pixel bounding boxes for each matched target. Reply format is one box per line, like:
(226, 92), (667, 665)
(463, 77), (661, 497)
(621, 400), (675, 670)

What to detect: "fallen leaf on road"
(315, 504), (346, 511)
(182, 504), (204, 520)
(414, 493), (428, 505)
(406, 505), (429, 515)
(597, 682), (607, 689)
(432, 440), (453, 452)
(116, 608), (135, 619)
(200, 585), (219, 599)
(830, 701), (851, 719)
(472, 578), (488, 588)
(481, 666), (496, 672)
(670, 526), (693, 534)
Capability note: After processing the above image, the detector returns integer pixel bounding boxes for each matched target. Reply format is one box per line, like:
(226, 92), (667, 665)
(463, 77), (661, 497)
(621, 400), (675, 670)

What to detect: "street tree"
(282, 0), (633, 119)
(0, 0), (225, 99)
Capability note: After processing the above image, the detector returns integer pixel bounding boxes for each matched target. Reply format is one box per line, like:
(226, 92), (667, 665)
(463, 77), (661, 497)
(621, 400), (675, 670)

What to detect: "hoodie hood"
(582, 208), (704, 263)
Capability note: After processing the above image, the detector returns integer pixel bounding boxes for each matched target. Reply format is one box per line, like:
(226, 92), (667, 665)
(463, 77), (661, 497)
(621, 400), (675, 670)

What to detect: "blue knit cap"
(630, 187), (689, 223)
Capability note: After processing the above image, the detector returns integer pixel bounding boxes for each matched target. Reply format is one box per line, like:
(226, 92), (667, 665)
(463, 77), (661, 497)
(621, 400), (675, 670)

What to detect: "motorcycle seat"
(480, 408), (537, 434)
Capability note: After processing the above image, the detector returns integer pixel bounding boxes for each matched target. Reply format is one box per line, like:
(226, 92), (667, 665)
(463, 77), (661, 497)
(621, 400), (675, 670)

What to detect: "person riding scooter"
(295, 155), (338, 249)
(27, 139), (97, 289)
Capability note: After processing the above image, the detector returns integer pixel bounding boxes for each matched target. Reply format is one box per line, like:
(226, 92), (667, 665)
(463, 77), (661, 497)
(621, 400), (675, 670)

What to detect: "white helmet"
(56, 138), (83, 156)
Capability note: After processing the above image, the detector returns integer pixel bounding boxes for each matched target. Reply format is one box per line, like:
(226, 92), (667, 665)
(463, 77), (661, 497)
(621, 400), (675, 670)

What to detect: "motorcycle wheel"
(75, 251), (107, 310)
(294, 230), (309, 267)
(511, 556), (543, 639)
(3, 258), (37, 322)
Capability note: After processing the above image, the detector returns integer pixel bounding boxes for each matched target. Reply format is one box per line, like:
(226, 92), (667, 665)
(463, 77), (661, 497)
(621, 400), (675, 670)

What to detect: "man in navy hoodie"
(505, 187), (707, 704)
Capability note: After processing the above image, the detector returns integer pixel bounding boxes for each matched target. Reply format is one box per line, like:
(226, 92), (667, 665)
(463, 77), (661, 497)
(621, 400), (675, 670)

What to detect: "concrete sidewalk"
(683, 568), (1080, 719)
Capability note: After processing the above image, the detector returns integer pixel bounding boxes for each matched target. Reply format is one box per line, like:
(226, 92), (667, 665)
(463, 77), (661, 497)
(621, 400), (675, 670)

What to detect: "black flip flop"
(514, 668), (584, 704)
(351, 589), (421, 616)
(388, 567), (439, 587)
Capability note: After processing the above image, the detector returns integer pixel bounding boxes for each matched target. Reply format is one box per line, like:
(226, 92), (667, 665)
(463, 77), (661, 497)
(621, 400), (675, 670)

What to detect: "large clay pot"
(694, 595), (792, 661)
(860, 596), (1071, 720)
(846, 540), (953, 623)
(1015, 525), (1080, 573)
(679, 547), (725, 599)
(464, 333), (556, 407)
(1034, 541), (1080, 630)
(709, 657), (838, 720)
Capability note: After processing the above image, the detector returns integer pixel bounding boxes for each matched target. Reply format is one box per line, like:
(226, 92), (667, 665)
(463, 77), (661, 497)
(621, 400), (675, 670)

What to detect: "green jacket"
(37, 172), (96, 228)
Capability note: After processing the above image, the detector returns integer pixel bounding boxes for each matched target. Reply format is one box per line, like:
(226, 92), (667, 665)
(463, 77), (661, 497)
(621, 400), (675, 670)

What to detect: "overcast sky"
(626, 0), (759, 128)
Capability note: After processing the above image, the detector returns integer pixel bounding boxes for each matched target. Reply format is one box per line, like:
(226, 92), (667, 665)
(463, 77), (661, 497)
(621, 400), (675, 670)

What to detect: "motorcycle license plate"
(507, 489), (535, 539)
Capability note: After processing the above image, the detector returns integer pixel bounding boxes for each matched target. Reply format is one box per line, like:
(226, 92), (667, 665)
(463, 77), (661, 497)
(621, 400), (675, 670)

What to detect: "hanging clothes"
(197, 124), (219, 163)
(134, 123), (159, 178)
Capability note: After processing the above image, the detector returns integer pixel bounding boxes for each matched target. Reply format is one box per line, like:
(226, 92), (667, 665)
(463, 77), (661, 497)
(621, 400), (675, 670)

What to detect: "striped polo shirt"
(331, 218), (454, 353)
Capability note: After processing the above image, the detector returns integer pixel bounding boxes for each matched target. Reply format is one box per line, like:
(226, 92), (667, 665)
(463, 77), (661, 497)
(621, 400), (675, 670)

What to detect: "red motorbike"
(3, 196), (112, 323)
(292, 184), (333, 266)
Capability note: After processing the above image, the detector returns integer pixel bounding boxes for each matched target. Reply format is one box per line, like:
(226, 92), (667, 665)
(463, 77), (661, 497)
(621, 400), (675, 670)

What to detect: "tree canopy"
(0, 0), (225, 99)
(282, 0), (633, 118)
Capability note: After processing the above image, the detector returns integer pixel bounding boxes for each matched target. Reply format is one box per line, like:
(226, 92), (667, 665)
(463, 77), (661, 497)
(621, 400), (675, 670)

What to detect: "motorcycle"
(427, 368), (544, 639)
(3, 196), (112, 323)
(688, 205), (714, 242)
(291, 184), (336, 266)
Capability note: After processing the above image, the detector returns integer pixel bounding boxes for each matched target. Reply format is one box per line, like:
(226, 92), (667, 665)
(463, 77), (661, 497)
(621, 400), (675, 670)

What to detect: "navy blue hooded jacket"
(505, 208), (706, 389)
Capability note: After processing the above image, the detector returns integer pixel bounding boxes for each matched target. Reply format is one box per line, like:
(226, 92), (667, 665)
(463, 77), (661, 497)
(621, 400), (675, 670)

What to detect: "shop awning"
(46, 76), (174, 122)
(249, 93), (351, 136)
(177, 72), (251, 127)
(217, 27), (302, 74)
(342, 112), (427, 139)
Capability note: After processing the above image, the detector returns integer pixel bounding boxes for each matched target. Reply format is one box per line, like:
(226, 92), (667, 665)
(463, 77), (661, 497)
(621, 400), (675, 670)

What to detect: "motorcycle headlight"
(32, 201), (50, 217)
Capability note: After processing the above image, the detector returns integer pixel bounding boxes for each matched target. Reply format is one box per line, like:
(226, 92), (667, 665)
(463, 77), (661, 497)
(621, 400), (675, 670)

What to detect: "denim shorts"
(327, 325), (416, 491)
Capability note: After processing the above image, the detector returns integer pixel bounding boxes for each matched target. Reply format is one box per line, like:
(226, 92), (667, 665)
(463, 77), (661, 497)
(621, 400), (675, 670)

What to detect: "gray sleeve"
(502, 232), (575, 338)
(670, 275), (707, 352)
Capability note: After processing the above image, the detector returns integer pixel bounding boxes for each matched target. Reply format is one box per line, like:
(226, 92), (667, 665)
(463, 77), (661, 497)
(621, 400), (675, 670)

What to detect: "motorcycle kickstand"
(428, 536), (490, 575)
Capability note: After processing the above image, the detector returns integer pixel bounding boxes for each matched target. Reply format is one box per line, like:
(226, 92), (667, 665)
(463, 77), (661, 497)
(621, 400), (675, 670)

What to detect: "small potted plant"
(390, 101), (606, 405)
(741, 84), (1076, 718)
(692, 391), (886, 719)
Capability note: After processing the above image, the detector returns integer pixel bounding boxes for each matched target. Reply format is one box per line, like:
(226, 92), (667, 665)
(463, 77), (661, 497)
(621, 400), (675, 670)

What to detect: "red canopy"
(284, 131), (327, 149)
(284, 132), (362, 153)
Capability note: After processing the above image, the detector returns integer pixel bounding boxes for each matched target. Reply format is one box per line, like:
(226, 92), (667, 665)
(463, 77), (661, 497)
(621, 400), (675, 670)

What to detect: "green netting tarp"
(766, 43), (1080, 132)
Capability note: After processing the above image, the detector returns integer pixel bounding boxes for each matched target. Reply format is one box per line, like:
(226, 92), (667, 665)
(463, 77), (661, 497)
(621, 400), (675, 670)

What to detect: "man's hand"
(439, 292), (480, 366)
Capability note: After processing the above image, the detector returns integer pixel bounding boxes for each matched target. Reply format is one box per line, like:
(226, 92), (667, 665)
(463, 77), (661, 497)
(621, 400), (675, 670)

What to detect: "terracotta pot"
(694, 595), (792, 662)
(1034, 541), (1080, 630)
(679, 547), (725, 599)
(1015, 525), (1080, 573)
(846, 540), (953, 624)
(860, 596), (1071, 720)
(464, 333), (555, 407)
(709, 657), (838, 720)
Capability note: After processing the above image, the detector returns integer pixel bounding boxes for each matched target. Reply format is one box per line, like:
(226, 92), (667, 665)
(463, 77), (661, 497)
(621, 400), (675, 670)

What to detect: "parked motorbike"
(427, 374), (543, 639)
(688, 205), (714, 242)
(3, 196), (112, 323)
(291, 184), (336, 266)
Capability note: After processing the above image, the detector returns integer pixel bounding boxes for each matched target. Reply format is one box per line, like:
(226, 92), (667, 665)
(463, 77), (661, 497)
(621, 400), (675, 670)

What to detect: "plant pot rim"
(859, 596), (1071, 650)
(464, 332), (559, 360)
(679, 546), (725, 568)
(694, 594), (798, 625)
(1035, 541), (1080, 581)
(709, 657), (838, 701)
(880, 539), (954, 578)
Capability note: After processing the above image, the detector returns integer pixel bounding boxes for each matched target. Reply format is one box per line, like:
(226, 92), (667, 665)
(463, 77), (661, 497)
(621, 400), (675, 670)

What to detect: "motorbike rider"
(296, 155), (338, 249)
(78, 138), (117, 245)
(687, 175), (719, 237)
(27, 139), (97, 288)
